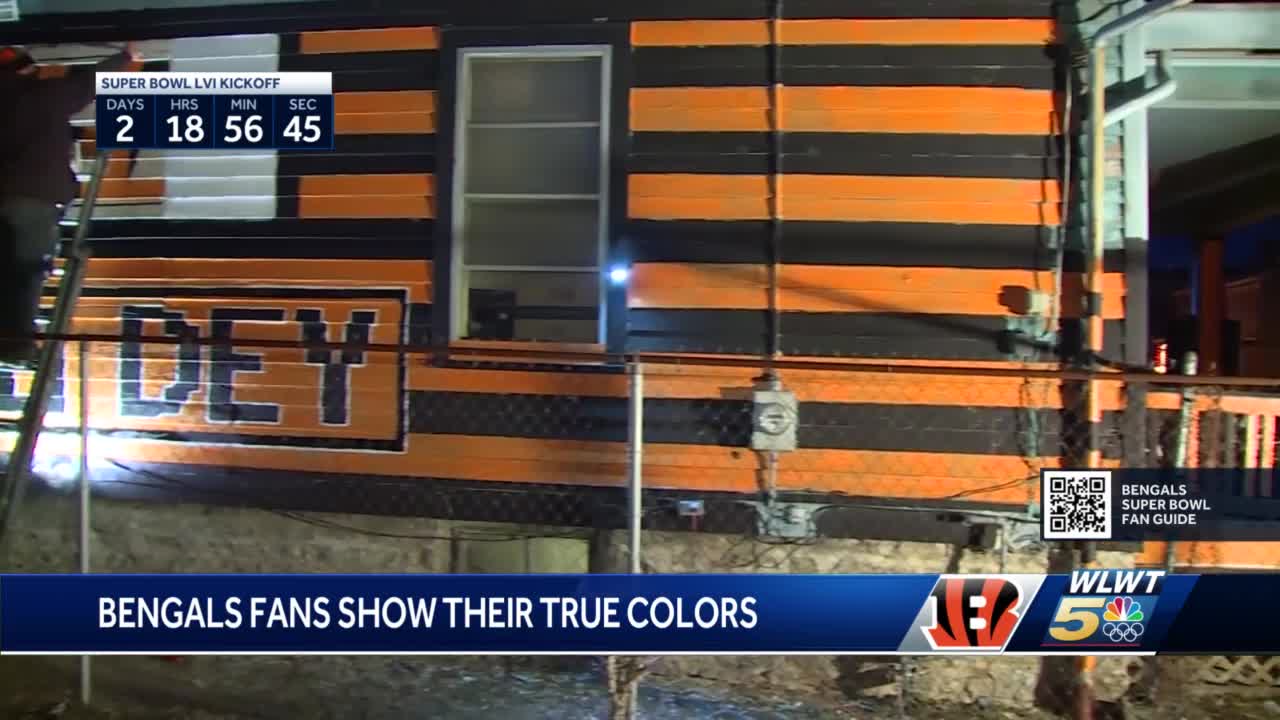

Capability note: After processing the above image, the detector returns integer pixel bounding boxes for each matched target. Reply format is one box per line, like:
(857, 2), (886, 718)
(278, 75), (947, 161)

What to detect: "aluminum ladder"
(0, 153), (109, 542)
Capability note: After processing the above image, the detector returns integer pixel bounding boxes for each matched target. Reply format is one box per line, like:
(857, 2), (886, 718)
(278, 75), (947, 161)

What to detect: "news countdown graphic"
(4, 572), (1276, 655)
(95, 72), (334, 151)
(1040, 570), (1164, 649)
(897, 575), (1044, 653)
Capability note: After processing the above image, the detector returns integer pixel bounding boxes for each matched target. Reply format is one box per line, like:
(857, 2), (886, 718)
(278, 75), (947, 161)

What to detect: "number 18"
(167, 115), (205, 143)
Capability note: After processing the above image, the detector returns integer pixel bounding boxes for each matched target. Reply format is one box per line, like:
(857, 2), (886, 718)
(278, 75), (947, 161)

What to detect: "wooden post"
(1197, 237), (1225, 376)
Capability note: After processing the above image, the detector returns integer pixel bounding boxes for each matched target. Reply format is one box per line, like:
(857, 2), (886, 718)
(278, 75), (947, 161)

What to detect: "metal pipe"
(627, 361), (644, 575)
(0, 153), (108, 542)
(1084, 0), (1193, 374)
(78, 340), (91, 706)
(1076, 5), (1189, 718)
(1106, 52), (1177, 127)
(765, 0), (784, 364)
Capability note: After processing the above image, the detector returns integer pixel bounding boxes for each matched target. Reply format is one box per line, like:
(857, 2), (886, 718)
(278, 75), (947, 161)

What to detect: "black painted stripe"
(63, 459), (1033, 532)
(406, 389), (1123, 458)
(7, 1), (776, 43)
(633, 45), (1056, 89)
(625, 220), (1123, 273)
(408, 302), (433, 345)
(8, 0), (1068, 44)
(279, 49), (438, 92)
(278, 134), (436, 176)
(630, 132), (1060, 179)
(85, 234), (435, 259)
(627, 309), (1124, 361)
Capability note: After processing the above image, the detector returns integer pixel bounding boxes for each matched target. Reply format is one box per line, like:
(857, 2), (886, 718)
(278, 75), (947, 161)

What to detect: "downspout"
(1105, 51), (1177, 128)
(766, 0), (784, 369)
(1086, 0), (1191, 382)
(1077, 3), (1192, 719)
(759, 0), (785, 508)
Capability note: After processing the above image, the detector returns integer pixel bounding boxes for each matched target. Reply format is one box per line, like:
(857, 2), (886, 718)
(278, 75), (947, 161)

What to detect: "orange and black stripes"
(628, 173), (1061, 225)
(276, 28), (438, 221)
(626, 15), (1074, 361)
(627, 264), (1125, 318)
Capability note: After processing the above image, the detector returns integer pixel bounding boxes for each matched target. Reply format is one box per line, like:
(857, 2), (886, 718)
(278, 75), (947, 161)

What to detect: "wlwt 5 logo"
(1043, 569), (1164, 648)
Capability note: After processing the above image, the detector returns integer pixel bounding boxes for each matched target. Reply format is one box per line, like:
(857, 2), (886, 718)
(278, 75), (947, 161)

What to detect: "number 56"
(1048, 597), (1106, 642)
(224, 115), (264, 143)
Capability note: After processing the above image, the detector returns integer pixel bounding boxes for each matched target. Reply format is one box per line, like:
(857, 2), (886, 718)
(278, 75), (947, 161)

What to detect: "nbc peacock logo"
(1101, 596), (1145, 643)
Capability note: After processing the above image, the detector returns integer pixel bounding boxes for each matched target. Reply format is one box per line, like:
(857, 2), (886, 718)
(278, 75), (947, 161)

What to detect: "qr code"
(1042, 470), (1112, 540)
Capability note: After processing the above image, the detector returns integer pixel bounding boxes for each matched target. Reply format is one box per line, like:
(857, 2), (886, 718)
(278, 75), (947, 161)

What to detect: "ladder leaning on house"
(0, 153), (109, 542)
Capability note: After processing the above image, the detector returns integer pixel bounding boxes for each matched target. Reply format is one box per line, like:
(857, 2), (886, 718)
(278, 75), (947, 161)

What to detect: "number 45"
(284, 115), (322, 143)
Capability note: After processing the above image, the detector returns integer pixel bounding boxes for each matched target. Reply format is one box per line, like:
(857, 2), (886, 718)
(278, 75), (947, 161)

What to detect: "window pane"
(464, 270), (598, 343)
(469, 56), (601, 124)
(464, 126), (599, 196)
(464, 198), (599, 266)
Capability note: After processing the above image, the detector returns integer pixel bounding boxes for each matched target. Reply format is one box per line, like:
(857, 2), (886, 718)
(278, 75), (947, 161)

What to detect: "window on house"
(451, 47), (610, 344)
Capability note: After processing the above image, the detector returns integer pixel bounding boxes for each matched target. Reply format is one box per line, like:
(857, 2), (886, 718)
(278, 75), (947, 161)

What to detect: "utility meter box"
(750, 380), (797, 452)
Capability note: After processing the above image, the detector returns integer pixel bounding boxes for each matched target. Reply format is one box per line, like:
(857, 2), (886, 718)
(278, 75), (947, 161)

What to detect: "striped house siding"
(2, 3), (1126, 521)
(625, 14), (1126, 361)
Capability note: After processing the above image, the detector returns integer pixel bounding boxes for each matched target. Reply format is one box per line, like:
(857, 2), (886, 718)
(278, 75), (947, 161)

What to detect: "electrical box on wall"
(750, 378), (797, 452)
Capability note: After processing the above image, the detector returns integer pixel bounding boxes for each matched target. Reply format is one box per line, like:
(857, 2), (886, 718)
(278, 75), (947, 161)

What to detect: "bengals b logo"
(922, 577), (1023, 650)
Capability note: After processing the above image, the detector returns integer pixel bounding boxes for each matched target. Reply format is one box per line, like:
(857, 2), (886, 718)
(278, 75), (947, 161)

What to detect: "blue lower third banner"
(0, 572), (1276, 655)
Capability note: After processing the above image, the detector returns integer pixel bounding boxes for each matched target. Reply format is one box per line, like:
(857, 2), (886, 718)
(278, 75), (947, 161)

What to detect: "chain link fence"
(1, 335), (1278, 719)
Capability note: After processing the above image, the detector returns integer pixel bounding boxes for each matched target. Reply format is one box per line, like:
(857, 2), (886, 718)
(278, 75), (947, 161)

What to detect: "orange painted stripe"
(785, 175), (1059, 204)
(87, 177), (164, 200)
(299, 27), (440, 53)
(298, 196), (434, 219)
(298, 173), (434, 197)
(628, 264), (1123, 317)
(632, 19), (1056, 46)
(631, 87), (1058, 135)
(782, 198), (1060, 225)
(632, 20), (771, 46)
(628, 174), (1061, 225)
(786, 86), (1057, 111)
(780, 19), (1056, 45)
(1139, 541), (1280, 570)
(12, 431), (1079, 503)
(1148, 392), (1280, 417)
(628, 173), (1060, 201)
(335, 91), (436, 134)
(297, 174), (435, 219)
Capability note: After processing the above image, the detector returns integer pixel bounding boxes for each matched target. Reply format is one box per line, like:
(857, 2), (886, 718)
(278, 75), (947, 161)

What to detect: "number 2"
(116, 115), (134, 143)
(283, 115), (321, 143)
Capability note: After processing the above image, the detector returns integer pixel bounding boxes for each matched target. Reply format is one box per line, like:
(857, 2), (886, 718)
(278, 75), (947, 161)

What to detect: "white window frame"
(450, 44), (613, 343)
